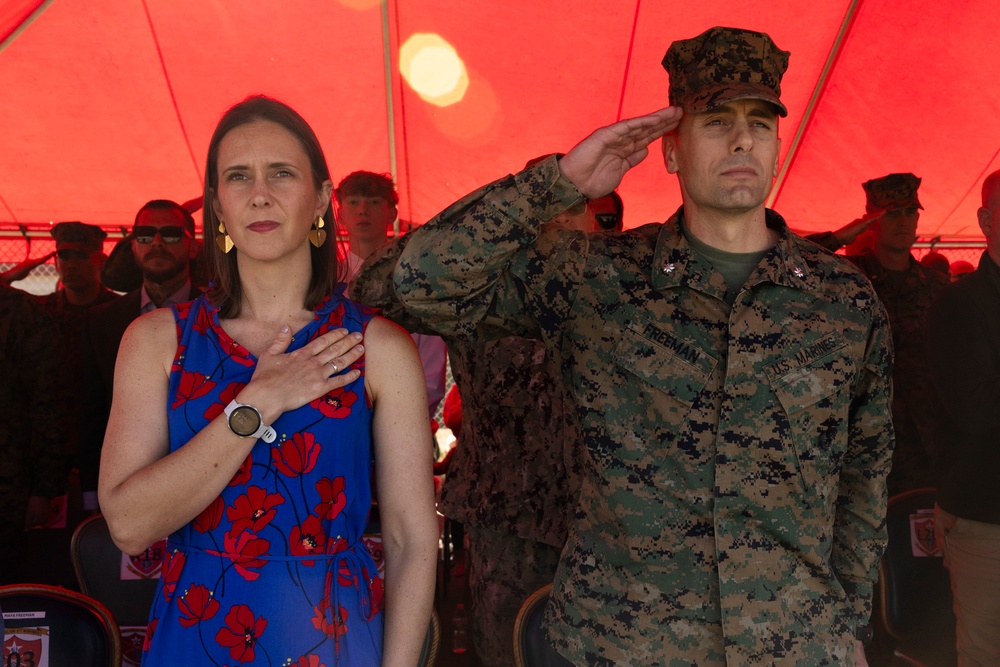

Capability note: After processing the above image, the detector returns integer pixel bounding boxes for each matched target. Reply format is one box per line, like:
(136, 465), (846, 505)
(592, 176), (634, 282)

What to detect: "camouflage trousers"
(466, 525), (562, 667)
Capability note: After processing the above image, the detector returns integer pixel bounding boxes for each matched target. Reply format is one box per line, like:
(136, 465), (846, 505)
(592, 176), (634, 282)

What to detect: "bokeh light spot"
(400, 34), (468, 107)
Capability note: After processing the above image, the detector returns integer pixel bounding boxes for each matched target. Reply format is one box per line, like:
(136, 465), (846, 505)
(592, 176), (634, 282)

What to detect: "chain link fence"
(3, 231), (986, 296)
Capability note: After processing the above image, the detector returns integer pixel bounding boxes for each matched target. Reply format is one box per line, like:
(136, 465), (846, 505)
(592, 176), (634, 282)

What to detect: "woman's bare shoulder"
(362, 315), (422, 399)
(362, 314), (417, 350)
(118, 307), (180, 367)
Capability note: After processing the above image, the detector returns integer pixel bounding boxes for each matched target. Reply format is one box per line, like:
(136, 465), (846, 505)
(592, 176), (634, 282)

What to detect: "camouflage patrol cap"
(50, 221), (107, 253)
(662, 26), (789, 117)
(863, 173), (923, 213)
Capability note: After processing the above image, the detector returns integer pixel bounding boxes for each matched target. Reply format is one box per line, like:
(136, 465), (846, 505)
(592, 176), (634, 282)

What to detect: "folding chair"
(878, 487), (957, 667)
(0, 583), (121, 666)
(361, 523), (439, 667)
(70, 514), (160, 629)
(418, 609), (441, 667)
(513, 583), (574, 667)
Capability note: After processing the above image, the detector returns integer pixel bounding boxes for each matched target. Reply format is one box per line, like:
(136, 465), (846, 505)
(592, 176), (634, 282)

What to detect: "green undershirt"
(684, 227), (770, 306)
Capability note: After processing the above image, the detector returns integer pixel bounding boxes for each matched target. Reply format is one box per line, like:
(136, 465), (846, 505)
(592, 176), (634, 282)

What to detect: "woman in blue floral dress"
(99, 96), (438, 666)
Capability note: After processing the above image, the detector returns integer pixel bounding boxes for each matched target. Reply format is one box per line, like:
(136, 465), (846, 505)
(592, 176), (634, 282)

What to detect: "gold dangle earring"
(309, 215), (327, 248)
(216, 220), (234, 253)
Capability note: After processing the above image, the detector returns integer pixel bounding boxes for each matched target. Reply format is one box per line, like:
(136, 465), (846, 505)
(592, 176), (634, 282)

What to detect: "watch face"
(229, 405), (261, 437)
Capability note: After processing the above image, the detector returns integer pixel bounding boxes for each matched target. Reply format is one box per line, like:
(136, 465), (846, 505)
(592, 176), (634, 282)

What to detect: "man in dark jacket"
(927, 169), (1000, 665)
(79, 200), (201, 512)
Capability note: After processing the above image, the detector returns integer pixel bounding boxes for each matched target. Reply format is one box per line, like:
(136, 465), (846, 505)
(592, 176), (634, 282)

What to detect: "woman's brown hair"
(202, 95), (338, 318)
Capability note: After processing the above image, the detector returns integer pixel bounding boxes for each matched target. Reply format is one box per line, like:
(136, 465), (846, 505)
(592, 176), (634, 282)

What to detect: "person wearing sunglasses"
(79, 200), (204, 514)
(592, 190), (624, 231)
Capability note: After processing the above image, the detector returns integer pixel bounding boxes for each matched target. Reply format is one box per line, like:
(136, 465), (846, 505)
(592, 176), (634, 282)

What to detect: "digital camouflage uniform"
(353, 156), (895, 666)
(847, 252), (946, 496)
(38, 221), (118, 474)
(354, 245), (581, 667)
(0, 285), (66, 583)
(845, 173), (949, 496)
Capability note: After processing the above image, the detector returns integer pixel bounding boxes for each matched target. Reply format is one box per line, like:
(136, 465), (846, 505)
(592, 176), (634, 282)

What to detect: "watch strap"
(224, 399), (278, 443)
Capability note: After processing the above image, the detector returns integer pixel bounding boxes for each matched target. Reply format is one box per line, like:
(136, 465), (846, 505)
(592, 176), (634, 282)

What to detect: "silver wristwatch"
(224, 399), (277, 443)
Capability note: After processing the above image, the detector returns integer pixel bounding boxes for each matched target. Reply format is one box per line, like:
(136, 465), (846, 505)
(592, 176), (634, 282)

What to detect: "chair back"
(513, 583), (574, 667)
(360, 523), (436, 667)
(878, 487), (957, 666)
(71, 515), (161, 627)
(417, 609), (441, 667)
(0, 583), (122, 667)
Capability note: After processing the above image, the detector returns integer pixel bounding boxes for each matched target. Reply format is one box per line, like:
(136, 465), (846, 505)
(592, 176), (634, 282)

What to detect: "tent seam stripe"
(768, 0), (864, 211)
(386, 0), (411, 229)
(616, 0), (642, 122)
(0, 0), (54, 55)
(140, 0), (201, 189)
(0, 192), (16, 223)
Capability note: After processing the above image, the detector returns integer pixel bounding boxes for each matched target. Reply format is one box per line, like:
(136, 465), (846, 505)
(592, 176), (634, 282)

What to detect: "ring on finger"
(330, 361), (339, 374)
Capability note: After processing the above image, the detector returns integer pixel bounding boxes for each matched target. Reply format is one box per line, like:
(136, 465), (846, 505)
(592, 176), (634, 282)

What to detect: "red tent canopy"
(1, 0), (997, 243)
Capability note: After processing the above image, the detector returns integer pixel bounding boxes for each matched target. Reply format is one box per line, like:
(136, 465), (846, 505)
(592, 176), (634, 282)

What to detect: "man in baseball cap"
(42, 221), (114, 310)
(848, 173), (948, 501)
(354, 26), (891, 666)
(662, 25), (789, 117)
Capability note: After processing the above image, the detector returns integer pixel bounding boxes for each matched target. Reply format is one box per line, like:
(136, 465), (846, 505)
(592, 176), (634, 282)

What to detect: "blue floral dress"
(141, 293), (383, 666)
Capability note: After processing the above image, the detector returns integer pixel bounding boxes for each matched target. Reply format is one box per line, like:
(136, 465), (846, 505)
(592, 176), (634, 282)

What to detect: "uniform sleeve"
(804, 232), (843, 252)
(355, 156), (588, 342)
(78, 314), (109, 507)
(831, 298), (894, 632)
(23, 300), (68, 498)
(351, 234), (440, 334)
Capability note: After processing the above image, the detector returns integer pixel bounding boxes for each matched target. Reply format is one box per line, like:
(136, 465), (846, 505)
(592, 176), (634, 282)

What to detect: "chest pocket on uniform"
(613, 320), (715, 406)
(764, 333), (851, 415)
(582, 319), (715, 470)
(763, 332), (855, 504)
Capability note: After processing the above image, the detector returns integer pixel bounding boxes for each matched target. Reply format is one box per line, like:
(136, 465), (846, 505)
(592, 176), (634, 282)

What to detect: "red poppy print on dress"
(173, 370), (216, 409)
(193, 303), (213, 335)
(311, 600), (348, 642)
(160, 550), (186, 602)
(310, 387), (358, 419)
(225, 337), (255, 368)
(171, 344), (187, 373)
(174, 301), (192, 322)
(143, 618), (157, 652)
(194, 496), (225, 534)
(177, 583), (221, 628)
(314, 477), (347, 520)
(272, 432), (321, 477)
(337, 558), (357, 588)
(363, 565), (385, 618)
(211, 531), (270, 582)
(289, 515), (328, 566)
(226, 486), (285, 536)
(229, 452), (253, 487)
(290, 655), (326, 667)
(204, 381), (248, 422)
(215, 604), (267, 663)
(316, 303), (346, 336)
(312, 574), (349, 652)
